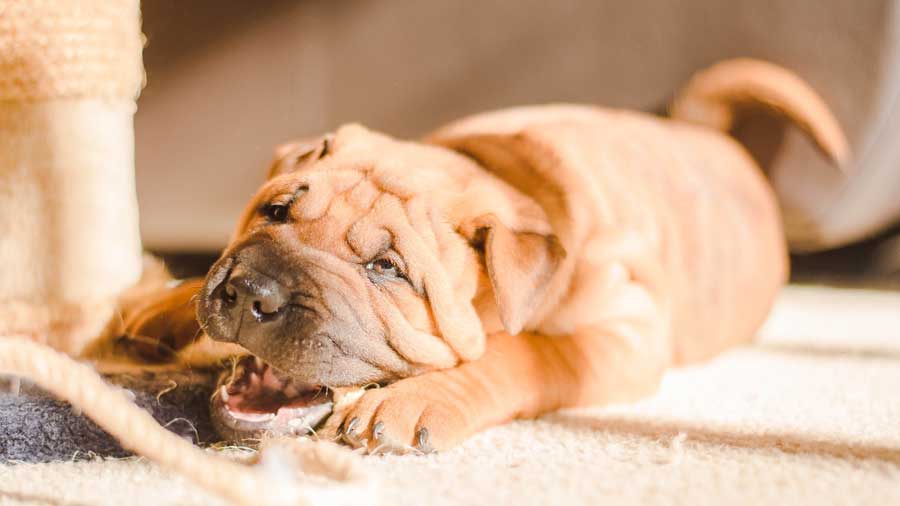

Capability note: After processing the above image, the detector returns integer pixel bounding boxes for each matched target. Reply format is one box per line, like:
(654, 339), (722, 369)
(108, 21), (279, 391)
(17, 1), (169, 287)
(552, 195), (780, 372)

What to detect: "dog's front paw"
(327, 374), (478, 454)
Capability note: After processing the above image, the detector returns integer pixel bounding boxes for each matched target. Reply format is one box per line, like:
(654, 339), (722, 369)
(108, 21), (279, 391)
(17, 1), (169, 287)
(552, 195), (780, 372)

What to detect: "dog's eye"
(261, 203), (290, 222)
(366, 257), (403, 279)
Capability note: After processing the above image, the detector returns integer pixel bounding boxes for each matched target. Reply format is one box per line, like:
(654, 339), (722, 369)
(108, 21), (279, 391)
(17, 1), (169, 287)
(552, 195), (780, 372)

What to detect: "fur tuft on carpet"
(1, 285), (899, 505)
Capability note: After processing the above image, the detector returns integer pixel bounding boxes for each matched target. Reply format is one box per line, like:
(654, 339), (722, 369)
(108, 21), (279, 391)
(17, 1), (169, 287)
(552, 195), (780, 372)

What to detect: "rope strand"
(0, 336), (374, 506)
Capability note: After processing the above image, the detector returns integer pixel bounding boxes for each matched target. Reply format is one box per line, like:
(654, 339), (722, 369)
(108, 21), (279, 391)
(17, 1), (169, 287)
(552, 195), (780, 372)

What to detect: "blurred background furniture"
(138, 0), (900, 282)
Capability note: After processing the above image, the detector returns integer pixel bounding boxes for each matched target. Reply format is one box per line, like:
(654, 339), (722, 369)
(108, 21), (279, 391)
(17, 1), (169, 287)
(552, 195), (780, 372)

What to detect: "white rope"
(0, 336), (376, 506)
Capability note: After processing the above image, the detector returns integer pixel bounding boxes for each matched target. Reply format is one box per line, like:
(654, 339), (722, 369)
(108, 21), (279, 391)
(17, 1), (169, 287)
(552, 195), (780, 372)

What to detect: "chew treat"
(0, 0), (145, 354)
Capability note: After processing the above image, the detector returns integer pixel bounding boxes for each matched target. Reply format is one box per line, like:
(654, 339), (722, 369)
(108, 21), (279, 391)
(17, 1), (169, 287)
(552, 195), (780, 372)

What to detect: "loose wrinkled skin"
(196, 129), (516, 385)
(99, 60), (846, 452)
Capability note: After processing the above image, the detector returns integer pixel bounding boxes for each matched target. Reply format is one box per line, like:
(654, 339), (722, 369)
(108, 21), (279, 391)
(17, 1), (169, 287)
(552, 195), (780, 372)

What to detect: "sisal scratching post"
(0, 3), (375, 502)
(0, 0), (144, 354)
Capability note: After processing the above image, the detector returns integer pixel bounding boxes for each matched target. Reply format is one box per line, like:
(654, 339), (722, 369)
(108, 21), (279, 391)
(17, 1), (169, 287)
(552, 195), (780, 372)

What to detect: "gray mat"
(0, 371), (218, 463)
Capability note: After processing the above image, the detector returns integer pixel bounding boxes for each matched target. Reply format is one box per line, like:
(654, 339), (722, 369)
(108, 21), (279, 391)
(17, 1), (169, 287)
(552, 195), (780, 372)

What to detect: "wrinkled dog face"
(197, 125), (492, 388)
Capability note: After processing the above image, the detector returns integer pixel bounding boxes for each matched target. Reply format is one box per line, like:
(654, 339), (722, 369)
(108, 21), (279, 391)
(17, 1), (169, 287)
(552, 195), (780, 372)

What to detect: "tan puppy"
(107, 59), (847, 452)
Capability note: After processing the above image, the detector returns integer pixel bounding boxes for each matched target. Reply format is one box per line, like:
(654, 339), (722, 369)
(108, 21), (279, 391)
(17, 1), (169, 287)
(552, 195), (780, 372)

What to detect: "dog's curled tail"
(670, 58), (850, 168)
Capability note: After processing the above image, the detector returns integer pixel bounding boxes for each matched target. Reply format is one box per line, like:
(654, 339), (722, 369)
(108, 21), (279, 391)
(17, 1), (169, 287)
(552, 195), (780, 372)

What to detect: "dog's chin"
(210, 355), (335, 443)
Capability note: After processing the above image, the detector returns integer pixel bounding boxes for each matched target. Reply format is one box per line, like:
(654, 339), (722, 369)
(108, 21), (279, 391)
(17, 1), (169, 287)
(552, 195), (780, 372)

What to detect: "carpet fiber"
(1, 285), (899, 505)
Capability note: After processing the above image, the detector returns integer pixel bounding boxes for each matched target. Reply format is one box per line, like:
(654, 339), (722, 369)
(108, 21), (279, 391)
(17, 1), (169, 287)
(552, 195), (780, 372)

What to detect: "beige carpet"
(2, 285), (899, 506)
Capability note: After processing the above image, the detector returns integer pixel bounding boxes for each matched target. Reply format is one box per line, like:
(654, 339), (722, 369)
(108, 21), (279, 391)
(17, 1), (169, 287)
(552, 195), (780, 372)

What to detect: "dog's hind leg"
(119, 278), (207, 362)
(83, 278), (209, 364)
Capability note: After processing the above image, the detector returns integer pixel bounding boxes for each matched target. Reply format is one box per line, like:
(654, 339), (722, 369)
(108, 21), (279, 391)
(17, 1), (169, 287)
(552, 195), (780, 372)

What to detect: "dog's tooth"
(231, 412), (275, 423)
(254, 356), (264, 370)
(220, 385), (230, 402)
(288, 417), (308, 431)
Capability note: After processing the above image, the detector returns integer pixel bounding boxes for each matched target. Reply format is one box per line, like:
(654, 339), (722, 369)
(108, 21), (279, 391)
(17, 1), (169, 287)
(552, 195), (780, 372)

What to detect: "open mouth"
(210, 355), (333, 442)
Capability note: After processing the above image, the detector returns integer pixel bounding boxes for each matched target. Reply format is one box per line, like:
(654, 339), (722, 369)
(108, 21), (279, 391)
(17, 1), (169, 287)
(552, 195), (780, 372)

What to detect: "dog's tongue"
(210, 355), (334, 442)
(222, 356), (326, 415)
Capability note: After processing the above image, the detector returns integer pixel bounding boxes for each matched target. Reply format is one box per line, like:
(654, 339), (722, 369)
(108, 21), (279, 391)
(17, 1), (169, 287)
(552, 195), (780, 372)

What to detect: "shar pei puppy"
(93, 59), (847, 452)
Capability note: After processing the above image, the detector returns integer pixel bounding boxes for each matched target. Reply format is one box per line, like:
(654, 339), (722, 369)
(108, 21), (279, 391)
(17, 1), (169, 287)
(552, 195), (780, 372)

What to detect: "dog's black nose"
(221, 264), (290, 324)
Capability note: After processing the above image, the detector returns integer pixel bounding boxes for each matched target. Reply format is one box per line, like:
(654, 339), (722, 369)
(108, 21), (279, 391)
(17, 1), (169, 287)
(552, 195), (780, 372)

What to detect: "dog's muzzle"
(198, 240), (304, 347)
(197, 241), (337, 442)
(216, 262), (290, 339)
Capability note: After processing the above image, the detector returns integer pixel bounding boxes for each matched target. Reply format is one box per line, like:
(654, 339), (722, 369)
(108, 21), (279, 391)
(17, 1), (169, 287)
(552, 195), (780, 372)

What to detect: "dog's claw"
(345, 417), (360, 435)
(341, 417), (362, 447)
(416, 427), (434, 453)
(372, 421), (385, 441)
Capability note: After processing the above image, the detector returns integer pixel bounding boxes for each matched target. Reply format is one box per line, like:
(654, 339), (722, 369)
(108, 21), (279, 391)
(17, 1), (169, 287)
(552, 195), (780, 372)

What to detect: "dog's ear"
(267, 134), (333, 179)
(463, 214), (565, 335)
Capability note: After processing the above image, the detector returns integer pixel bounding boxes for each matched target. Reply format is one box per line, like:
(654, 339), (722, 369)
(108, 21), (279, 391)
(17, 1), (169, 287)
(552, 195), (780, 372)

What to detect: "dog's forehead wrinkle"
(343, 187), (393, 261)
(404, 195), (442, 256)
(338, 176), (453, 267)
(346, 177), (380, 209)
